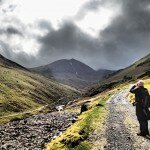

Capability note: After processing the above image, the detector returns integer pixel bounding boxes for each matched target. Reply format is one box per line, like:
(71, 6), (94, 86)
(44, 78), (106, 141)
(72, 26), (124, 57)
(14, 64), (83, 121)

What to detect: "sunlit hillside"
(0, 55), (80, 121)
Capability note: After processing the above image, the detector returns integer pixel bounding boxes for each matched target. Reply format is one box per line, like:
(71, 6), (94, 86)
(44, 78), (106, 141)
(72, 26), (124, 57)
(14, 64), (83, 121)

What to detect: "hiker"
(130, 80), (150, 136)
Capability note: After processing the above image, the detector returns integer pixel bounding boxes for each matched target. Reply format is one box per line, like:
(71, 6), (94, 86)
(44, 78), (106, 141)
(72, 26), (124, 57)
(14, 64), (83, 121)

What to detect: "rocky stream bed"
(0, 111), (78, 150)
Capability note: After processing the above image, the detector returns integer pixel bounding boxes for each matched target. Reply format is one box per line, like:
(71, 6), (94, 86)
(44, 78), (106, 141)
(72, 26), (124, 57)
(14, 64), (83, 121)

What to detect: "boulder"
(80, 103), (91, 114)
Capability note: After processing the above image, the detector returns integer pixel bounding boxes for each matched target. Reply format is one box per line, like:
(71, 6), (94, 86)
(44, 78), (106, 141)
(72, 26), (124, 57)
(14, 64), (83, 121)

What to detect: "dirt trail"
(105, 90), (133, 150)
(90, 90), (150, 150)
(105, 90), (150, 150)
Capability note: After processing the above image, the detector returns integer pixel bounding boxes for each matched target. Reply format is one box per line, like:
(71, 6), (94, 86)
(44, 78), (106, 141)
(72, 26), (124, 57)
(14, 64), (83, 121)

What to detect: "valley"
(0, 1), (150, 149)
(0, 79), (150, 150)
(0, 54), (80, 122)
(0, 53), (150, 150)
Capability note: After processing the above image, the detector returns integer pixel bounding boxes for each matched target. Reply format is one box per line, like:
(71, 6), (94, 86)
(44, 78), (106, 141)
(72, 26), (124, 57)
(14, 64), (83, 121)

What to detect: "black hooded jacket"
(130, 85), (149, 121)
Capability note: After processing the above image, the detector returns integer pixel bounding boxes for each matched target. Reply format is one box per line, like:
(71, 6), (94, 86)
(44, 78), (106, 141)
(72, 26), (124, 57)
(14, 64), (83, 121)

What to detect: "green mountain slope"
(0, 54), (80, 117)
(86, 53), (150, 96)
(104, 53), (150, 82)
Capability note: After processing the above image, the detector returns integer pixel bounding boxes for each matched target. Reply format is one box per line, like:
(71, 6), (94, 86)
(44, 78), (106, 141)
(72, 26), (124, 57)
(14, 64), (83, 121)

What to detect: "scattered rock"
(0, 111), (79, 150)
(80, 103), (90, 113)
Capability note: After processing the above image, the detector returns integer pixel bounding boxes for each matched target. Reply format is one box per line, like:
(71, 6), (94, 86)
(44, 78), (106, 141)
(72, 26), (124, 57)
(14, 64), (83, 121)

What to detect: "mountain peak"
(31, 59), (113, 90)
(70, 58), (76, 61)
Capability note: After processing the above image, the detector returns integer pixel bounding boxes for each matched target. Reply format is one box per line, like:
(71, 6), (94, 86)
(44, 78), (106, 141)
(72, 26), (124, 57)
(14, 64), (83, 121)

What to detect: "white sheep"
(55, 105), (64, 111)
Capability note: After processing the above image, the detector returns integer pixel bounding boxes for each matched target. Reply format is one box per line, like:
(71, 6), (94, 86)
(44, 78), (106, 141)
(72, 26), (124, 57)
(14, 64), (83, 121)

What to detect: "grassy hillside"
(104, 53), (150, 82)
(86, 54), (150, 96)
(0, 55), (81, 121)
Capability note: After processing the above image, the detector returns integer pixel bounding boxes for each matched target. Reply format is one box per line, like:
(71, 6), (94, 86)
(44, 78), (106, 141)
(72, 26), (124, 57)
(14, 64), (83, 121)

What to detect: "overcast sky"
(0, 0), (150, 70)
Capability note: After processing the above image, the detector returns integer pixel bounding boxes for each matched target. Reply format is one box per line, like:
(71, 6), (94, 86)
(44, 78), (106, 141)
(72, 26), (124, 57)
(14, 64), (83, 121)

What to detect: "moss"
(70, 141), (91, 150)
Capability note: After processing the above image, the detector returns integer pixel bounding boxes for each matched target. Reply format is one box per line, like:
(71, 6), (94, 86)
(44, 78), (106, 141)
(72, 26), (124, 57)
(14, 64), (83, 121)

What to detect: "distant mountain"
(31, 59), (113, 90)
(0, 54), (80, 117)
(96, 69), (115, 78)
(86, 53), (150, 96)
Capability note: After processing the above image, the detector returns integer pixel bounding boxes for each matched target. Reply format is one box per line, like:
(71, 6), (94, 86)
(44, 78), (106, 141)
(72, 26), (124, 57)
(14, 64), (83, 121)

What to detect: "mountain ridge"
(31, 58), (114, 90)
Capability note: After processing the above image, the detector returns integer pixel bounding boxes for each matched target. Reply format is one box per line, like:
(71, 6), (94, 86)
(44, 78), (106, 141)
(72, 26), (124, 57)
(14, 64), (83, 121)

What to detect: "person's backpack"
(141, 88), (150, 108)
(141, 88), (150, 120)
(143, 108), (150, 120)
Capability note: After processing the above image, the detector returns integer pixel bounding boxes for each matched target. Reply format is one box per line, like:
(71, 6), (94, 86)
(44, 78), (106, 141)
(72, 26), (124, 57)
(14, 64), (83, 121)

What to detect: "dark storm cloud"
(75, 0), (104, 20)
(0, 26), (23, 36)
(37, 21), (121, 69)
(37, 0), (150, 70)
(6, 26), (23, 36)
(38, 20), (53, 31)
(38, 21), (100, 57)
(0, 0), (9, 6)
(1, 0), (150, 69)
(8, 4), (17, 12)
(99, 0), (150, 66)
(2, 4), (17, 13)
(74, 0), (117, 21)
(0, 0), (4, 4)
(79, 0), (102, 12)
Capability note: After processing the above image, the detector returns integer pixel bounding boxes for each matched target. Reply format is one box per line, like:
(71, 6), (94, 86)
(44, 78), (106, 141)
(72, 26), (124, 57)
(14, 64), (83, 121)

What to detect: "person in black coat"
(130, 80), (149, 136)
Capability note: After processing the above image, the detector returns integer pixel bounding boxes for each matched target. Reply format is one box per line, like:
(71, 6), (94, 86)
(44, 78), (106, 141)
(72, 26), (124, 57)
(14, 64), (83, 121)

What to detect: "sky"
(0, 0), (150, 70)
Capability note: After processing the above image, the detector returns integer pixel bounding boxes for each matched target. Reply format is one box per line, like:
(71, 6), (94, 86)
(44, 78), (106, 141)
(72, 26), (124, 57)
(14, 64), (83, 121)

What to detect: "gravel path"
(120, 95), (150, 150)
(105, 90), (133, 150)
(0, 111), (78, 150)
(105, 90), (150, 150)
